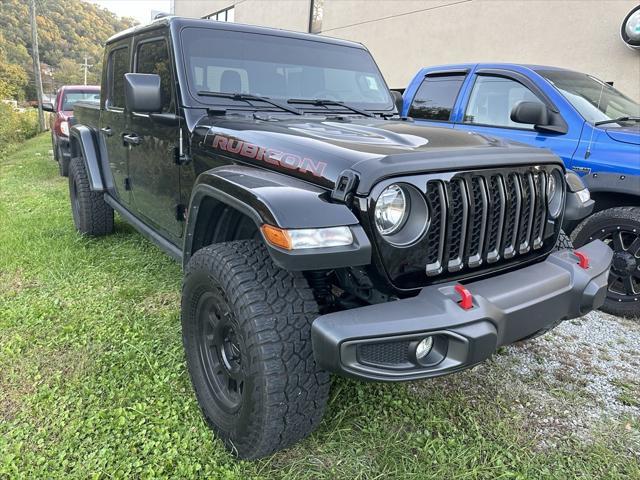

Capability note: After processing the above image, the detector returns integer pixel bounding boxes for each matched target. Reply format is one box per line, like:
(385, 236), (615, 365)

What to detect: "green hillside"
(0, 0), (136, 100)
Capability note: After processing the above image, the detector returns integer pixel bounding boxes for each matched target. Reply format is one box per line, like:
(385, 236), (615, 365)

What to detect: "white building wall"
(174, 0), (640, 100)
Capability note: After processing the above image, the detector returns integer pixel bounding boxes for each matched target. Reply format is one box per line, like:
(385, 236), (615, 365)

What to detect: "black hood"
(191, 114), (562, 194)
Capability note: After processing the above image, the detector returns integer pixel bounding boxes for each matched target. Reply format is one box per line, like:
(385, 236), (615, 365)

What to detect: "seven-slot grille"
(424, 169), (552, 276)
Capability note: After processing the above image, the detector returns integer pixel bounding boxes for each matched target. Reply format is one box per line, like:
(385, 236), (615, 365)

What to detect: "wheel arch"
(69, 125), (105, 191)
(183, 165), (371, 271)
(590, 191), (640, 214)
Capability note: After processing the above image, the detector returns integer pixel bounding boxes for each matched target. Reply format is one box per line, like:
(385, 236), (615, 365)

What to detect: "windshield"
(62, 91), (100, 111)
(538, 69), (640, 127)
(180, 27), (393, 112)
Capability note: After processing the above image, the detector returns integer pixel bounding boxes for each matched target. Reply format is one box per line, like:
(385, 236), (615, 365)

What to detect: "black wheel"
(181, 240), (330, 459)
(572, 207), (640, 318)
(68, 156), (114, 236)
(58, 146), (69, 177)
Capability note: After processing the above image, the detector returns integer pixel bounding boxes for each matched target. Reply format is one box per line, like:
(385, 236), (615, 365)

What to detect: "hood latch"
(331, 170), (359, 204)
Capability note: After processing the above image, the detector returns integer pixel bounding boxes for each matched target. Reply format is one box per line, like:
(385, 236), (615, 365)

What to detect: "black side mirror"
(391, 90), (404, 115)
(124, 73), (162, 113)
(510, 101), (548, 126)
(42, 102), (55, 112)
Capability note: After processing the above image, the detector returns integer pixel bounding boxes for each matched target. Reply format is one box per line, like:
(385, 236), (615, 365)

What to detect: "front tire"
(68, 157), (114, 236)
(572, 207), (640, 318)
(181, 240), (330, 459)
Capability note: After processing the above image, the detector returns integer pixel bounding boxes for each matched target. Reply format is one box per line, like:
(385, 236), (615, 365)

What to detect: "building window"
(309, 0), (324, 33)
(206, 5), (234, 22)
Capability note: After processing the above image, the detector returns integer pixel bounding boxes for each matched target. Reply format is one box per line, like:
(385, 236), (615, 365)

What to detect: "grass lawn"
(0, 134), (638, 479)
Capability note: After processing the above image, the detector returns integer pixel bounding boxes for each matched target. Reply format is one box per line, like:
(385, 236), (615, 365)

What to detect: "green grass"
(0, 134), (638, 479)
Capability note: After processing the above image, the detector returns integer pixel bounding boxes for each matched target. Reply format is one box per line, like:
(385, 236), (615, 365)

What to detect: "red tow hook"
(574, 250), (590, 269)
(454, 284), (473, 310)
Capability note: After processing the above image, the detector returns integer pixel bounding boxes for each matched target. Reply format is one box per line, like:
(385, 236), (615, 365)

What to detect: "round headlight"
(375, 184), (408, 235)
(547, 170), (564, 218)
(547, 171), (556, 198)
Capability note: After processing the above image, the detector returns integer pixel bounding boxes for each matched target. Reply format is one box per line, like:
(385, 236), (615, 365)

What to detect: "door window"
(464, 75), (543, 128)
(136, 39), (174, 112)
(408, 74), (466, 121)
(107, 47), (129, 109)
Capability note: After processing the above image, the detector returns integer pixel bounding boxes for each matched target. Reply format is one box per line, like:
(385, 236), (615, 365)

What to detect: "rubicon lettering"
(210, 134), (327, 178)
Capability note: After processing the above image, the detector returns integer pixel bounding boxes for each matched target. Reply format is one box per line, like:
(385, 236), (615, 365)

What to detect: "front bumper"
(311, 240), (612, 381)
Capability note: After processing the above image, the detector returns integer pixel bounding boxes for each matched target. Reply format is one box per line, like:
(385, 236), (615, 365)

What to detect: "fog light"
(415, 336), (434, 360)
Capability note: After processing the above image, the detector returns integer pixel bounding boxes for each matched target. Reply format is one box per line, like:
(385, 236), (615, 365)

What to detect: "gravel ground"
(411, 311), (640, 451)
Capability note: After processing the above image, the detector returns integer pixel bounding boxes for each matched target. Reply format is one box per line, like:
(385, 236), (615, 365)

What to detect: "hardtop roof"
(106, 16), (366, 50)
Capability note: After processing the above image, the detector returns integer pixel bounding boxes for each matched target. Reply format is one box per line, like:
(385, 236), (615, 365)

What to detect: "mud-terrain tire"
(572, 207), (640, 318)
(181, 240), (331, 459)
(68, 157), (114, 236)
(555, 230), (573, 251)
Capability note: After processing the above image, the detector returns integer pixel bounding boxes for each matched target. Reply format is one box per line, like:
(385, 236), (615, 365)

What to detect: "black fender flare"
(183, 165), (372, 271)
(581, 172), (640, 198)
(69, 125), (105, 191)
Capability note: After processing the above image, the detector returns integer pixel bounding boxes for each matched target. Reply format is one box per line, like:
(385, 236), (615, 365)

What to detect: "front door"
(454, 73), (577, 165)
(127, 35), (182, 241)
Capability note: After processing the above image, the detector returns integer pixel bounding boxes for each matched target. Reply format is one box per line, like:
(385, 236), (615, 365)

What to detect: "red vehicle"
(43, 85), (100, 176)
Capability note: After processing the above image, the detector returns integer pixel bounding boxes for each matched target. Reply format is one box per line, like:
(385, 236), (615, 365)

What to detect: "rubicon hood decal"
(208, 133), (327, 178)
(193, 116), (549, 192)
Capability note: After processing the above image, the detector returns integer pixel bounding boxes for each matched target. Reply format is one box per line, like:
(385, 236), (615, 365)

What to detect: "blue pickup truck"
(403, 64), (640, 317)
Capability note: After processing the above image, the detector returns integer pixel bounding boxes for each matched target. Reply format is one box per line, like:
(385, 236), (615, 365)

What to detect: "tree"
(0, 53), (28, 100)
(0, 0), (136, 101)
(55, 58), (84, 86)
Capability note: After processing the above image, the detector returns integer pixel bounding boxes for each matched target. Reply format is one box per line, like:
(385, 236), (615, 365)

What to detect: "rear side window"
(108, 47), (129, 109)
(136, 39), (174, 112)
(408, 74), (465, 121)
(464, 75), (543, 128)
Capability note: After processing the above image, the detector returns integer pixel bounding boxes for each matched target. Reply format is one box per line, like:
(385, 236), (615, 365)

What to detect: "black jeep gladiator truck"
(69, 17), (610, 459)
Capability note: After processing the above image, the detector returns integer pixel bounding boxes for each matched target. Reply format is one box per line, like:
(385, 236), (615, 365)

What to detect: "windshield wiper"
(197, 91), (302, 115)
(594, 116), (640, 126)
(286, 98), (373, 117)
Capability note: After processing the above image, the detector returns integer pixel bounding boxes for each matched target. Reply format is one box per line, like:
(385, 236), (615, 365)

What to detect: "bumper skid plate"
(311, 240), (612, 381)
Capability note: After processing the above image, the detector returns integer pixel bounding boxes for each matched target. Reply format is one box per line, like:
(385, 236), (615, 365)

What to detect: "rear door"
(127, 33), (182, 241)
(405, 71), (468, 129)
(101, 41), (132, 205)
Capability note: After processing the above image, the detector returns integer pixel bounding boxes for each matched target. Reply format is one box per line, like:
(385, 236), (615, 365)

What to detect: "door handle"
(123, 133), (141, 146)
(100, 126), (113, 136)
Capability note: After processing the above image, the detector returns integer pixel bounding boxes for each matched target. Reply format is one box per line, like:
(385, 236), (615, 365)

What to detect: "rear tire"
(572, 207), (640, 318)
(68, 157), (114, 236)
(181, 240), (330, 459)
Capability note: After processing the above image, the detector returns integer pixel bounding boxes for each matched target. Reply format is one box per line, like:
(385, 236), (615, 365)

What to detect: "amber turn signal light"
(261, 224), (293, 250)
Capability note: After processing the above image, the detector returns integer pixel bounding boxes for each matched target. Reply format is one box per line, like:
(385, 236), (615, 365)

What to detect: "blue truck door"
(452, 70), (578, 165)
(403, 70), (469, 128)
